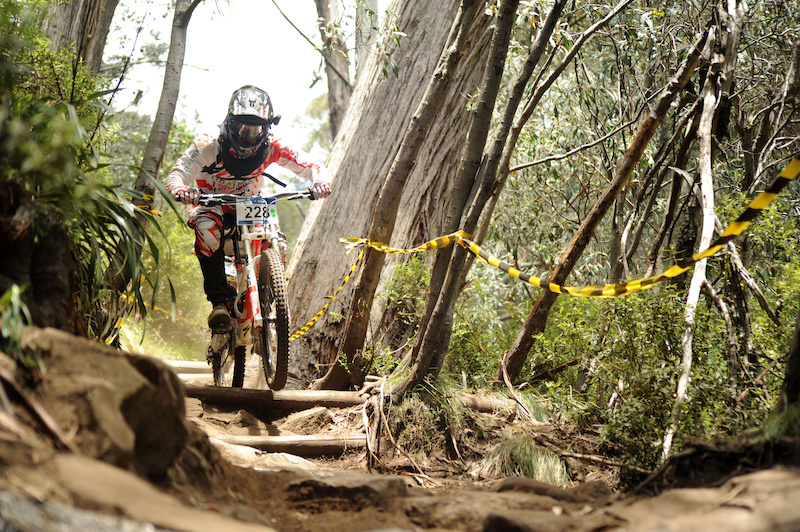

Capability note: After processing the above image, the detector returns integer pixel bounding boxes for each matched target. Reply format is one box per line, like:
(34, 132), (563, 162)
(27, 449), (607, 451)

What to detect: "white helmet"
(223, 85), (280, 159)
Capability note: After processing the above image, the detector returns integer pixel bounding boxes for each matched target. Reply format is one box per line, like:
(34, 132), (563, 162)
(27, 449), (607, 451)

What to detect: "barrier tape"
(340, 158), (800, 299)
(288, 231), (474, 340)
(109, 158), (800, 343)
(289, 246), (366, 341)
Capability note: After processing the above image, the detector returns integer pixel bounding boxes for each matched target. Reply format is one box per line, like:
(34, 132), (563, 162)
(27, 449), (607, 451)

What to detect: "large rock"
(21, 327), (188, 479)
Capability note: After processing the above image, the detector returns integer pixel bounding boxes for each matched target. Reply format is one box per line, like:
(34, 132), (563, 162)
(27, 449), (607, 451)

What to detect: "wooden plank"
(183, 385), (366, 409)
(218, 434), (366, 456)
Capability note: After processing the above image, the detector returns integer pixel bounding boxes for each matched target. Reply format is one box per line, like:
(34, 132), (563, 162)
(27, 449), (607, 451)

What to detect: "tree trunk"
(392, 0), (524, 398)
(286, 0), (491, 388)
(314, 0), (352, 137)
(500, 30), (707, 383)
(320, 0), (484, 390)
(41, 0), (120, 76)
(774, 307), (800, 416)
(109, 0), (201, 294)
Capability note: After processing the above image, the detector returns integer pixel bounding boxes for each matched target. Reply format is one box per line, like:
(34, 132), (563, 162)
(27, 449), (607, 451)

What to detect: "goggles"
(230, 119), (266, 146)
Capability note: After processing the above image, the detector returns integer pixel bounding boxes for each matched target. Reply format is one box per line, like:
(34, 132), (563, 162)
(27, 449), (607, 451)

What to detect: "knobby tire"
(232, 345), (246, 387)
(211, 328), (237, 387)
(258, 248), (290, 390)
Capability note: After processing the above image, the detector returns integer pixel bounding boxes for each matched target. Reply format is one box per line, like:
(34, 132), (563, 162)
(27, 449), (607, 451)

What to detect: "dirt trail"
(1, 327), (800, 532)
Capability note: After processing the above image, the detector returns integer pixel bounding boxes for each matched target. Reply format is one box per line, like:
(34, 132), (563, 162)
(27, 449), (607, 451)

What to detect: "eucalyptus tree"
(108, 0), (202, 297)
(286, 0), (495, 387)
(41, 0), (120, 76)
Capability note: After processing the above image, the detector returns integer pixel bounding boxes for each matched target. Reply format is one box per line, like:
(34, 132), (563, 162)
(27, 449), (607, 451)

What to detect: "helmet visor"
(230, 119), (266, 147)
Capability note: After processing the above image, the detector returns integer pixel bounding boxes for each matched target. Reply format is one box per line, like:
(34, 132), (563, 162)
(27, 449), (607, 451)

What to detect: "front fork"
(232, 234), (262, 349)
(232, 228), (286, 348)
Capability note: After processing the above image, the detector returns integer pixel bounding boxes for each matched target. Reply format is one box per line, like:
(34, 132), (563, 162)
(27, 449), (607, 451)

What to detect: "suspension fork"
(241, 227), (263, 328)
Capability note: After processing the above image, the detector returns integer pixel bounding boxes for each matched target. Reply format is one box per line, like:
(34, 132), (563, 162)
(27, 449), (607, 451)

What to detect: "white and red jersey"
(165, 132), (328, 198)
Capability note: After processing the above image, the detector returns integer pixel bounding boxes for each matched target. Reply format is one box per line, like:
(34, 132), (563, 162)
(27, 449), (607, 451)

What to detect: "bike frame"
(202, 190), (305, 350)
(228, 216), (283, 347)
(201, 186), (313, 389)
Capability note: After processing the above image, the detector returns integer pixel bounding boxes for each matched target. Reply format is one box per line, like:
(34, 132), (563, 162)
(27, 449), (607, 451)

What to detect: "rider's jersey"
(165, 132), (327, 199)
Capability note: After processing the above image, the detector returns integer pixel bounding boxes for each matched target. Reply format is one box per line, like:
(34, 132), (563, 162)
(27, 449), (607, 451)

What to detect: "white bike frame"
(208, 195), (285, 351)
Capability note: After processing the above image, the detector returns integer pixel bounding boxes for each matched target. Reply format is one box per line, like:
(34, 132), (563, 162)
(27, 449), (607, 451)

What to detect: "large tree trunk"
(331, 0), (484, 388)
(286, 0), (492, 387)
(41, 0), (120, 75)
(775, 306), (800, 417)
(392, 0), (524, 399)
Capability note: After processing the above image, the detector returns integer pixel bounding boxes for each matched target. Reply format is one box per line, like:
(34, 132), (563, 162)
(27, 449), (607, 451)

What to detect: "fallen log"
(218, 434), (366, 456)
(454, 392), (516, 413)
(183, 385), (366, 409)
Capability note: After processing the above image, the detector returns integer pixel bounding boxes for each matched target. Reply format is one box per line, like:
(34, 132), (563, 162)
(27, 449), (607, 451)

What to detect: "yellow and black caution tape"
(339, 157), (800, 299)
(288, 231), (474, 340)
(290, 158), (798, 338)
(339, 231), (473, 255)
(105, 314), (127, 345)
(289, 246), (367, 341)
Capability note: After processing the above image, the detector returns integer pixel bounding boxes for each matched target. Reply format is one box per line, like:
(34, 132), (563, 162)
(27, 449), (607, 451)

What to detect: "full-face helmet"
(223, 85), (280, 159)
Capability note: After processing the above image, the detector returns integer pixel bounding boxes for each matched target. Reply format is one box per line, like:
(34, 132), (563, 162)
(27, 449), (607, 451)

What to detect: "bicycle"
(199, 187), (313, 390)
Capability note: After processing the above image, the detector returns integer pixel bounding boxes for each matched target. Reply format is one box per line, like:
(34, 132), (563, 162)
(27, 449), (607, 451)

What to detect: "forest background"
(1, 0), (800, 476)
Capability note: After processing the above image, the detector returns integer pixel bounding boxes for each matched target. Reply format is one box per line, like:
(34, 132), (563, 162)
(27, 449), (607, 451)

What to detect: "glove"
(310, 181), (331, 200)
(175, 186), (200, 206)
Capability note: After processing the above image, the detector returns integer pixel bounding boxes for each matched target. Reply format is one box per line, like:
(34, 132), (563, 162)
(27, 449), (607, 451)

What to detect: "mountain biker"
(165, 85), (331, 329)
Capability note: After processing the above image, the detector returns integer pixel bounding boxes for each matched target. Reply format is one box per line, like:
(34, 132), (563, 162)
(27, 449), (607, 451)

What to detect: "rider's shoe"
(207, 304), (231, 329)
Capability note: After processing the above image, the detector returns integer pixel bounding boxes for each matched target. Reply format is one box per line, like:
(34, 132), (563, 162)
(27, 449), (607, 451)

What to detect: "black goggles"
(230, 119), (266, 146)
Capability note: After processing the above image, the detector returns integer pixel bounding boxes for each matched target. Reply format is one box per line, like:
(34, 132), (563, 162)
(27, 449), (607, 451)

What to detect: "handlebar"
(198, 189), (314, 207)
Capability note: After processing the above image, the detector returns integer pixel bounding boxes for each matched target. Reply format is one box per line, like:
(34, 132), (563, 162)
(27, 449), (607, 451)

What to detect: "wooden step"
(183, 385), (366, 409)
(217, 434), (366, 456)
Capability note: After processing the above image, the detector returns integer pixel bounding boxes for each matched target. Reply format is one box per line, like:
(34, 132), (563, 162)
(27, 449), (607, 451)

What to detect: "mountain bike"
(199, 187), (312, 390)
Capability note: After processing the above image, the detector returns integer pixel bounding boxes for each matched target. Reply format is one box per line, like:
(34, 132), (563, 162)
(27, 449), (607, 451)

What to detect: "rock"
(278, 406), (334, 435)
(123, 353), (189, 479)
(0, 490), (173, 532)
(21, 328), (188, 479)
(55, 454), (276, 532)
(287, 472), (409, 512)
(484, 509), (623, 532)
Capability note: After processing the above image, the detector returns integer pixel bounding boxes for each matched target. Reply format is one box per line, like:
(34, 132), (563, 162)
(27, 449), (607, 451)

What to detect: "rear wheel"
(211, 273), (246, 387)
(231, 345), (246, 387)
(256, 248), (290, 390)
(210, 329), (237, 386)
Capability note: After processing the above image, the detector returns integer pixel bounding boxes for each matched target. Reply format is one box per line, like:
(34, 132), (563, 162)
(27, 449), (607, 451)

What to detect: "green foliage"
(0, 286), (42, 373)
(0, 0), (174, 343)
(447, 271), (521, 388)
(388, 394), (440, 456)
(761, 402), (800, 439)
(385, 255), (430, 326)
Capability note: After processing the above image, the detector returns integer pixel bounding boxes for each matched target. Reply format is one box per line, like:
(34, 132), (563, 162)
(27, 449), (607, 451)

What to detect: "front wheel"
(256, 247), (290, 390)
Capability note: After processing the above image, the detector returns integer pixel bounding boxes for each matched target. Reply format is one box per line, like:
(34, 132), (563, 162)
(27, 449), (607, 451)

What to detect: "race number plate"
(236, 198), (278, 226)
